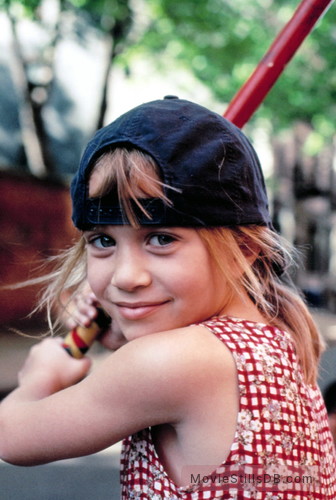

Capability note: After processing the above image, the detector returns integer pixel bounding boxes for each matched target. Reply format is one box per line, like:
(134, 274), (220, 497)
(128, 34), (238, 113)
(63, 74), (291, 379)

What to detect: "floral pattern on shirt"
(120, 316), (336, 499)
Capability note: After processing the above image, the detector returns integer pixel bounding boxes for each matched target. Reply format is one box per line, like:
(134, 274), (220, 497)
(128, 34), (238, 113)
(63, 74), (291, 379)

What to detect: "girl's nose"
(111, 251), (152, 292)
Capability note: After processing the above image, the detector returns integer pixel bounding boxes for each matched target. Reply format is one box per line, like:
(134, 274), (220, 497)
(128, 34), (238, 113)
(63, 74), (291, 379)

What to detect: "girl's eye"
(88, 234), (115, 249)
(149, 233), (176, 247)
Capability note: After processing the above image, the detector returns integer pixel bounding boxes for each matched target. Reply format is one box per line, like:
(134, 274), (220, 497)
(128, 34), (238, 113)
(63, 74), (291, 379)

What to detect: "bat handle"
(62, 308), (111, 359)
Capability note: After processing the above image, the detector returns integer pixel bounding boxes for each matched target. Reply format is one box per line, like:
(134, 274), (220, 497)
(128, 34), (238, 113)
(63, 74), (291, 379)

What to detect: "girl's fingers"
(17, 338), (92, 396)
(71, 305), (97, 328)
(65, 293), (100, 329)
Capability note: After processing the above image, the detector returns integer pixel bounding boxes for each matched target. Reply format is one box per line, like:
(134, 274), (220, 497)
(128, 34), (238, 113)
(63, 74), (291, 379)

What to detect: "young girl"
(0, 97), (335, 499)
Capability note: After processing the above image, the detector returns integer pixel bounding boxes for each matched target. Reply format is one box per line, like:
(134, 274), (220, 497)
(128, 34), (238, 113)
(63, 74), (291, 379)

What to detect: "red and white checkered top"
(120, 316), (336, 499)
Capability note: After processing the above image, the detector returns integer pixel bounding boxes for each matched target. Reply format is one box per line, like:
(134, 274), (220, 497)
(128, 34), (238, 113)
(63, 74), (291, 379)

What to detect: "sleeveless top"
(120, 316), (336, 499)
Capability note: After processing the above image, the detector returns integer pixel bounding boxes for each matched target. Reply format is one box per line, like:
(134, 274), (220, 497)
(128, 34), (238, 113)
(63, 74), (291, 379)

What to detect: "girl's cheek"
(87, 278), (104, 300)
(87, 264), (109, 299)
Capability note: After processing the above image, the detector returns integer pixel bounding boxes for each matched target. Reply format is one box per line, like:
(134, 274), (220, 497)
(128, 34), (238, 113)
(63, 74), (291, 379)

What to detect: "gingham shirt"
(120, 316), (336, 499)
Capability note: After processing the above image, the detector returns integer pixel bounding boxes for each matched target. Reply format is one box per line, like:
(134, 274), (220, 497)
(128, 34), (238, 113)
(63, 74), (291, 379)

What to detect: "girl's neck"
(220, 293), (267, 325)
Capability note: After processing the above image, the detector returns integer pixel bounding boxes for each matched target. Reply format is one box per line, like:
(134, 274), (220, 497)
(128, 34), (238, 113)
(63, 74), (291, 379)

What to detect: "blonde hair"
(90, 148), (177, 225)
(197, 226), (323, 385)
(41, 148), (323, 384)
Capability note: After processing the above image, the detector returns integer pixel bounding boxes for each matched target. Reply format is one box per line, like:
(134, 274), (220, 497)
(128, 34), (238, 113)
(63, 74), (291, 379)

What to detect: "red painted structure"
(0, 172), (76, 322)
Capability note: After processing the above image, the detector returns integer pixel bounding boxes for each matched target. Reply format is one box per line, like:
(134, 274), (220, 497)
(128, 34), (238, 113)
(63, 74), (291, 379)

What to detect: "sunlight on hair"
(89, 148), (181, 227)
(197, 225), (324, 385)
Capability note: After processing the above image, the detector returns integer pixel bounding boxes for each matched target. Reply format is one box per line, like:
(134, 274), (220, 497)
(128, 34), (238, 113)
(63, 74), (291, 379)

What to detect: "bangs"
(89, 148), (175, 227)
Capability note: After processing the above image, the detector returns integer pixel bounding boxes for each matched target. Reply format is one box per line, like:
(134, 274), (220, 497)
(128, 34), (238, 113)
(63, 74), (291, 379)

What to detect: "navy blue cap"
(71, 97), (271, 229)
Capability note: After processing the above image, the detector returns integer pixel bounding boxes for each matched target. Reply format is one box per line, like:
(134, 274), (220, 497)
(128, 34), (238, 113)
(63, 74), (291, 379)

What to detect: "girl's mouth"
(114, 301), (170, 320)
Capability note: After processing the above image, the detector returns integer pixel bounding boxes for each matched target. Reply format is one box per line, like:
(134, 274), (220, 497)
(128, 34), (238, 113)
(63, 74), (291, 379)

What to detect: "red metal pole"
(224, 0), (335, 128)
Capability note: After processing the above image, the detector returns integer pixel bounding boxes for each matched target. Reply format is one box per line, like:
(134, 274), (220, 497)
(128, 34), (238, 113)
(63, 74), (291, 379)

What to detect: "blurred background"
(0, 0), (335, 497)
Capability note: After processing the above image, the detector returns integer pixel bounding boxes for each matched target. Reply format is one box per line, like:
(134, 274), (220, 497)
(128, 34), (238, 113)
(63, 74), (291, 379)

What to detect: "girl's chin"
(97, 326), (128, 351)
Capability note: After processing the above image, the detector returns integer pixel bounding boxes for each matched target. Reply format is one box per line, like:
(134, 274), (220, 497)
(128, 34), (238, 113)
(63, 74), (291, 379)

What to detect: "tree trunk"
(7, 10), (50, 178)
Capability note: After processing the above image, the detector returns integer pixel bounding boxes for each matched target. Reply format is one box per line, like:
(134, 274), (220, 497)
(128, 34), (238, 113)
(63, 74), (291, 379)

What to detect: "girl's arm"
(0, 326), (231, 466)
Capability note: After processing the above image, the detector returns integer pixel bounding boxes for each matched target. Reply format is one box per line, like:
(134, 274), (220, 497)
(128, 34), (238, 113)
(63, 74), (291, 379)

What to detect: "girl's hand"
(63, 298), (128, 352)
(98, 319), (128, 351)
(60, 282), (128, 352)
(61, 284), (99, 330)
(17, 338), (91, 399)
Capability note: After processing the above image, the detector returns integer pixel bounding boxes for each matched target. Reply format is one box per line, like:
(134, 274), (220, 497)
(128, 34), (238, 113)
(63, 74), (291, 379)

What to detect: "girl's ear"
(229, 238), (260, 281)
(239, 239), (261, 267)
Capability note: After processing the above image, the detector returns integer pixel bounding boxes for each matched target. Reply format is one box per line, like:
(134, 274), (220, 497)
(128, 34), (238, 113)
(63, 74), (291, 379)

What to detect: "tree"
(0, 0), (133, 178)
(2, 0), (334, 177)
(129, 0), (335, 139)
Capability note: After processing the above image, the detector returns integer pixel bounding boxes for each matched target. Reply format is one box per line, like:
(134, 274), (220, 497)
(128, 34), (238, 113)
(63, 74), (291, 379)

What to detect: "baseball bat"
(224, 0), (334, 127)
(62, 308), (111, 358)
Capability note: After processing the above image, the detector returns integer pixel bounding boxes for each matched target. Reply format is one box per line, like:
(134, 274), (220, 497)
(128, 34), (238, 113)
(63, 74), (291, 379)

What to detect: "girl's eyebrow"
(83, 225), (105, 232)
(139, 226), (182, 234)
(84, 225), (176, 232)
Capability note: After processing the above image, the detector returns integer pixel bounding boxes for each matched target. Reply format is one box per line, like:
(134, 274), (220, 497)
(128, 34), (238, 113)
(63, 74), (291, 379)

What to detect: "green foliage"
(0, 0), (132, 40)
(0, 0), (41, 17)
(2, 0), (335, 140)
(65, 0), (132, 35)
(131, 0), (336, 138)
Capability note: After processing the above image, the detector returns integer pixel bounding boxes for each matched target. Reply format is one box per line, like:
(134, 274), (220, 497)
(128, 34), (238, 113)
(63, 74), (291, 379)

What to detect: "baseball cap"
(71, 97), (271, 229)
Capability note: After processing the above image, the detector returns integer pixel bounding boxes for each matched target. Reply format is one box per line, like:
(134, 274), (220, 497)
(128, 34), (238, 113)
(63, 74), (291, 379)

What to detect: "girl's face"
(84, 224), (238, 341)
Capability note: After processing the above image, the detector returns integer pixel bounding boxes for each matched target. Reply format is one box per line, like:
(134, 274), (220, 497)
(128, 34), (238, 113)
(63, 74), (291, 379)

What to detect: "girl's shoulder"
(105, 323), (237, 405)
(86, 324), (237, 438)
(121, 323), (235, 376)
(118, 315), (287, 383)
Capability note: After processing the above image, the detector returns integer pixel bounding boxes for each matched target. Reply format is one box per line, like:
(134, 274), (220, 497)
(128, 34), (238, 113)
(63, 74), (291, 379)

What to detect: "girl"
(0, 97), (335, 499)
